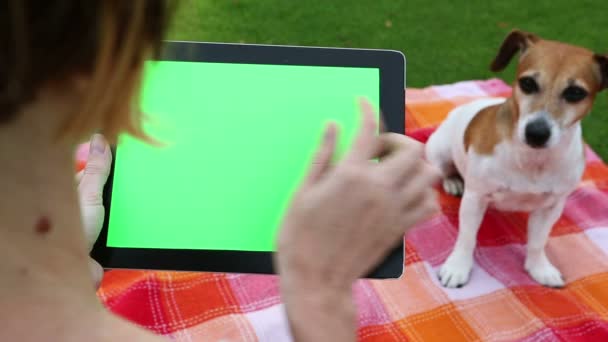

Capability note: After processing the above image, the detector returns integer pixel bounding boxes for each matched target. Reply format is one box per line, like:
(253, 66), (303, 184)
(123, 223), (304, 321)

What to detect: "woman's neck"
(0, 98), (103, 337)
(0, 93), (165, 341)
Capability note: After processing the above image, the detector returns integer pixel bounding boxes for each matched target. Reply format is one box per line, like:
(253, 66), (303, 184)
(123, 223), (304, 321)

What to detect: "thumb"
(79, 134), (112, 207)
(89, 258), (104, 290)
(78, 134), (112, 250)
(303, 123), (337, 187)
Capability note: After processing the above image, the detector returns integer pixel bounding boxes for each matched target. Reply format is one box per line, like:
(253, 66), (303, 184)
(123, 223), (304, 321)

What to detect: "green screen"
(107, 61), (379, 251)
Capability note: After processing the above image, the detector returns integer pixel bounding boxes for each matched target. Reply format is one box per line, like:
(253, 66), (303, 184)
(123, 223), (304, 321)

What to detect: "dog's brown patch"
(464, 101), (516, 155)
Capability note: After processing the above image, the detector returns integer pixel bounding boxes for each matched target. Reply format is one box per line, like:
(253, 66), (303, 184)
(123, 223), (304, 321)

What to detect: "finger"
(375, 135), (425, 187)
(303, 123), (338, 187)
(376, 134), (437, 188)
(344, 98), (379, 163)
(79, 134), (112, 207)
(376, 133), (423, 160)
(426, 164), (443, 186)
(401, 190), (440, 228)
(384, 191), (440, 246)
(89, 258), (104, 290)
(399, 162), (443, 190)
(81, 202), (105, 251)
(418, 191), (440, 219)
(400, 170), (441, 208)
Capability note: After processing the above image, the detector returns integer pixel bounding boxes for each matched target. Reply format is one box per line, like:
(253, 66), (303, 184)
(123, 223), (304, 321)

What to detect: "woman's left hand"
(76, 134), (112, 289)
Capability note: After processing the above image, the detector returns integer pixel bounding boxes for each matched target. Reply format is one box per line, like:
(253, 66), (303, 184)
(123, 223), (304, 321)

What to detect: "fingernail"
(90, 134), (106, 154)
(325, 123), (336, 140)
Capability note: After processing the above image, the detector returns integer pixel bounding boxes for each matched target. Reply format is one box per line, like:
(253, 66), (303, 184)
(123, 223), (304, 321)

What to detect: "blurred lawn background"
(167, 0), (608, 160)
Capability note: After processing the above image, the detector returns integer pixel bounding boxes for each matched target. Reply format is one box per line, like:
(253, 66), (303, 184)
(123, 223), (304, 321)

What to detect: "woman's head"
(0, 0), (172, 142)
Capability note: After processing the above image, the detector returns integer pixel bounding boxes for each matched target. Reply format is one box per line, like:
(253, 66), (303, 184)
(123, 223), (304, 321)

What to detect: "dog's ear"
(490, 30), (539, 72)
(593, 54), (608, 90)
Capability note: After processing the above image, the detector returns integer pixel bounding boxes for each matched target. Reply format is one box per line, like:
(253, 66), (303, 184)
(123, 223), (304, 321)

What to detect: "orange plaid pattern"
(90, 79), (608, 341)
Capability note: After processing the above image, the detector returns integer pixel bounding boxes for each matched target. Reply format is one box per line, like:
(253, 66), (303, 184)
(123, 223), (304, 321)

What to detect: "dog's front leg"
(525, 200), (567, 288)
(439, 191), (488, 288)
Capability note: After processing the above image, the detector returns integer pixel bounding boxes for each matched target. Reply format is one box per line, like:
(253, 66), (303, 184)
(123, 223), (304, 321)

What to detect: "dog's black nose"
(525, 119), (551, 148)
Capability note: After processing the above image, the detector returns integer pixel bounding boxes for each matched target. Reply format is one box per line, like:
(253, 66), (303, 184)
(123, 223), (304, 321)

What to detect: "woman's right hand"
(276, 99), (440, 341)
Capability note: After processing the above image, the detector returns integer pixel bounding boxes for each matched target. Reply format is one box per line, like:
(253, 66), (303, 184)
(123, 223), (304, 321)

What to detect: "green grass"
(168, 0), (608, 160)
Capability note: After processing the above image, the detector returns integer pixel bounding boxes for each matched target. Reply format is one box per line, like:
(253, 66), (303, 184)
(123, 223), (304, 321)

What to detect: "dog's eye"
(562, 86), (588, 103)
(518, 77), (539, 94)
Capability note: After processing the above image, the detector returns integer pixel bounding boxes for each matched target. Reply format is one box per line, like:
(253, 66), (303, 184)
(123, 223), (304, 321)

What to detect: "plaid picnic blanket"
(88, 79), (608, 341)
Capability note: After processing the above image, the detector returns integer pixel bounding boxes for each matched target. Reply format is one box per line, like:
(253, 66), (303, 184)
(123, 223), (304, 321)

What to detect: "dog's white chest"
(486, 187), (561, 212)
(466, 142), (584, 212)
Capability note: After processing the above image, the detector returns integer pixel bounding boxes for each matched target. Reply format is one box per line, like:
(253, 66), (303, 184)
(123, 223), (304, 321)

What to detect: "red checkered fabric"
(78, 79), (608, 341)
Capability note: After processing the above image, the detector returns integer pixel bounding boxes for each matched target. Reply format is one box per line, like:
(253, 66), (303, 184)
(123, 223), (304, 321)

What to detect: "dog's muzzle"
(525, 118), (551, 148)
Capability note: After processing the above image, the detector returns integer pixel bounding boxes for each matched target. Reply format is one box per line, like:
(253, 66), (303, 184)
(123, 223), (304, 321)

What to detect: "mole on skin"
(35, 216), (52, 234)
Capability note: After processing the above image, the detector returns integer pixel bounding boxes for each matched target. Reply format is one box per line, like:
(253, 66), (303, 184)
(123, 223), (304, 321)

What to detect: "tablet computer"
(91, 41), (406, 278)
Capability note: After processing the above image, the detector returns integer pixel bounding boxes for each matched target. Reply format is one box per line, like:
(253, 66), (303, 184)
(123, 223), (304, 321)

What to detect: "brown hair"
(0, 0), (172, 141)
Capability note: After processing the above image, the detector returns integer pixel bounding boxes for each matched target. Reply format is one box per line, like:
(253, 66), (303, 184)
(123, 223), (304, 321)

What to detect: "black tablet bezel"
(91, 41), (406, 278)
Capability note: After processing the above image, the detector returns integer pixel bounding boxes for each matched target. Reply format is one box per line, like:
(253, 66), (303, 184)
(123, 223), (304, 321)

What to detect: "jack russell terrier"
(425, 30), (608, 288)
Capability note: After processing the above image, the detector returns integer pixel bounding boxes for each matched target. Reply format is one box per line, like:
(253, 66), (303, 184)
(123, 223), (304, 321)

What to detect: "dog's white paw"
(525, 258), (565, 288)
(443, 176), (464, 196)
(438, 254), (473, 288)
